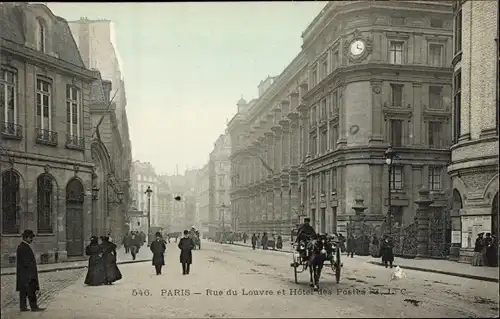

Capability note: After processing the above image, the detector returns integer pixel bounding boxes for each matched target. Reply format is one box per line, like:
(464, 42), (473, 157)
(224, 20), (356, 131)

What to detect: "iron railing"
(1, 122), (23, 139)
(66, 134), (85, 150)
(35, 128), (58, 146)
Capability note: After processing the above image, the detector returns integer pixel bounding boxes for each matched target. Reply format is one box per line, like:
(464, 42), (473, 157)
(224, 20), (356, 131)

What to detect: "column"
(267, 180), (274, 221)
(370, 80), (384, 144)
(337, 85), (347, 148)
(271, 109), (282, 226)
(415, 187), (432, 258)
(280, 100), (291, 171)
(288, 111), (300, 222)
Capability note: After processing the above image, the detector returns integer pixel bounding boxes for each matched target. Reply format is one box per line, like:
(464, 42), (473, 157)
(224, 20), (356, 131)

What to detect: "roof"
(237, 97), (247, 105)
(0, 3), (86, 68)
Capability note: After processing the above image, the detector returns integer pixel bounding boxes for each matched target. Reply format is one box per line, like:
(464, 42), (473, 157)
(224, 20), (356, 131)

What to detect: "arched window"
(37, 174), (53, 233)
(1, 170), (20, 234)
(37, 19), (46, 52)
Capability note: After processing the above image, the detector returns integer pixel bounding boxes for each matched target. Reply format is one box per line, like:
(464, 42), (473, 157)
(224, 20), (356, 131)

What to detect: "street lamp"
(384, 146), (397, 236)
(117, 191), (124, 204)
(145, 186), (153, 245)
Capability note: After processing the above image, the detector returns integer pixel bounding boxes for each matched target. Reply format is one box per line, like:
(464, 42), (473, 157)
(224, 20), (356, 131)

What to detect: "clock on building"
(350, 39), (366, 56)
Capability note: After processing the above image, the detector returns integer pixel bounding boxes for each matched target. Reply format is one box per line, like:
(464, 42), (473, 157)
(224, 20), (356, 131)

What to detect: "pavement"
(228, 240), (499, 283)
(1, 245), (152, 276)
(1, 240), (498, 318)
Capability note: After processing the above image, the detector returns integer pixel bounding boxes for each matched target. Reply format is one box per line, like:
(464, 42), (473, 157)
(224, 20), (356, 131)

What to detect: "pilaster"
(273, 175), (282, 222)
(370, 80), (384, 144)
(280, 119), (291, 171)
(297, 103), (309, 162)
(336, 85), (347, 148)
(288, 112), (300, 168)
(271, 125), (282, 172)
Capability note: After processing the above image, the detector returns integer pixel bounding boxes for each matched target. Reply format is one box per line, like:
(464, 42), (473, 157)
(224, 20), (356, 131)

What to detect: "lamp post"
(91, 182), (99, 235)
(145, 186), (153, 246)
(384, 146), (397, 236)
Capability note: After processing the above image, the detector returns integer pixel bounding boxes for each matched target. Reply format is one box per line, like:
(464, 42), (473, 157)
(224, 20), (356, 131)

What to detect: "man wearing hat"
(295, 217), (316, 243)
(16, 229), (45, 312)
(150, 232), (167, 275)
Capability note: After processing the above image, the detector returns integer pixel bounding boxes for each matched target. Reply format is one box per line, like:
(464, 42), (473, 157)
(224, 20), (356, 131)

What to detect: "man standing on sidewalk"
(16, 229), (45, 312)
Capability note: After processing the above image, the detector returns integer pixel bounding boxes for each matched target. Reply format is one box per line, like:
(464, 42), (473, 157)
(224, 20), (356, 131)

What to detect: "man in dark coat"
(295, 218), (316, 243)
(178, 229), (195, 275)
(16, 229), (45, 312)
(346, 234), (355, 258)
(122, 232), (130, 254)
(129, 232), (141, 260)
(150, 232), (167, 275)
(251, 233), (257, 250)
(380, 235), (394, 268)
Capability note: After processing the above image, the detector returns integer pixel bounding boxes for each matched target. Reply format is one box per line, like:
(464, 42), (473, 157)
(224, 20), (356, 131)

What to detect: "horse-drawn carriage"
(290, 234), (343, 290)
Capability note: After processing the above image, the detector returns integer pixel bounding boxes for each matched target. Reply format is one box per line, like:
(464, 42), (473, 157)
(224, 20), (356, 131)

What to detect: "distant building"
(208, 134), (232, 237)
(131, 161), (160, 232)
(449, 1), (499, 262)
(196, 164), (210, 234)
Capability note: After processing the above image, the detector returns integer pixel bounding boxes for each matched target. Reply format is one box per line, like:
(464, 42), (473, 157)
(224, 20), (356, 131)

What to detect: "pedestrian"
(276, 235), (283, 250)
(100, 236), (122, 284)
(122, 232), (130, 254)
(380, 234), (394, 268)
(243, 232), (248, 244)
(84, 236), (106, 286)
(472, 233), (484, 266)
(346, 234), (355, 258)
(262, 232), (268, 250)
(16, 229), (45, 312)
(129, 232), (140, 260)
(370, 234), (380, 258)
(150, 232), (167, 275)
(178, 230), (195, 275)
(337, 233), (346, 252)
(251, 233), (257, 250)
(484, 233), (497, 267)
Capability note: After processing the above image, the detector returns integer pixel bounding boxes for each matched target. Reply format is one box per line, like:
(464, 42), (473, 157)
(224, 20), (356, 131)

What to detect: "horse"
(307, 233), (333, 291)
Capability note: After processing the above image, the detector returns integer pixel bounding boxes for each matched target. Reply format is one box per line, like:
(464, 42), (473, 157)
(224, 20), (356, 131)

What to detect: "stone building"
(227, 60), (308, 236)
(208, 134), (232, 237)
(301, 1), (454, 241)
(157, 175), (172, 231)
(196, 164), (210, 234)
(448, 0), (499, 262)
(0, 3), (100, 265)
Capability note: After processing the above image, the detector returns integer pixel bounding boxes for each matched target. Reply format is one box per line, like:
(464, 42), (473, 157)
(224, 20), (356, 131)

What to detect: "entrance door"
(66, 179), (84, 257)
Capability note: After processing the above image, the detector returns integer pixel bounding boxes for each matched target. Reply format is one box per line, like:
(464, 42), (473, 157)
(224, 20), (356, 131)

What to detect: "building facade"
(208, 134), (232, 237)
(0, 3), (100, 265)
(448, 0), (499, 262)
(130, 161), (160, 233)
(157, 175), (172, 231)
(227, 59), (308, 236)
(196, 164), (210, 234)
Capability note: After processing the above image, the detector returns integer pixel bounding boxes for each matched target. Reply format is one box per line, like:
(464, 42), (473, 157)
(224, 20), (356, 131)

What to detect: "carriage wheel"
(294, 264), (298, 284)
(335, 248), (341, 283)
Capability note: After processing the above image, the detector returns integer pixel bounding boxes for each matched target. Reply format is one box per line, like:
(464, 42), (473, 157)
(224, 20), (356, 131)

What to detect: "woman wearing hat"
(99, 236), (122, 284)
(150, 232), (167, 275)
(84, 236), (106, 286)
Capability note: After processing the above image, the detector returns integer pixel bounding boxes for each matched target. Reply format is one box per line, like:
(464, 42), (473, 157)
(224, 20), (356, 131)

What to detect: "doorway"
(66, 179), (84, 257)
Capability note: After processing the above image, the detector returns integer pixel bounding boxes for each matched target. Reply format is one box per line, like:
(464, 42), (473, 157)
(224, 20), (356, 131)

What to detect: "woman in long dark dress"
(380, 235), (394, 268)
(100, 236), (122, 284)
(84, 236), (106, 286)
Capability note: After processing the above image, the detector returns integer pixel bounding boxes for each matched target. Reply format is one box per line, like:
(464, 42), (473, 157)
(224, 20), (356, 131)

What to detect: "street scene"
(0, 1), (499, 318)
(1, 241), (499, 318)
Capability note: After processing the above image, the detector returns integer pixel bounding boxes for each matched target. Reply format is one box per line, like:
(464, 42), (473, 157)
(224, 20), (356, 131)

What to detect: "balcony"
(66, 134), (85, 151)
(35, 128), (58, 146)
(1, 122), (23, 140)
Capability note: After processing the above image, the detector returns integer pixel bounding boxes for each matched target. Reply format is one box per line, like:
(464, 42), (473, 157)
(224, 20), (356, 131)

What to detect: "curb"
(224, 242), (294, 254)
(0, 259), (150, 276)
(367, 261), (499, 283)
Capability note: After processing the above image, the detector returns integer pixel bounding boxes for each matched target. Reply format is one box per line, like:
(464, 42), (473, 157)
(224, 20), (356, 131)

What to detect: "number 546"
(132, 289), (150, 296)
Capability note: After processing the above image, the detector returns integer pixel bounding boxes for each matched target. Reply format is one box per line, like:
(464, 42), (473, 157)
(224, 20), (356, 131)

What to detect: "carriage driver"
(295, 218), (317, 250)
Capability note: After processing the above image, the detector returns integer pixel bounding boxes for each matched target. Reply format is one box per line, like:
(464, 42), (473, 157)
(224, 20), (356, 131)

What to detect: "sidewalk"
(1, 245), (152, 276)
(226, 240), (499, 283)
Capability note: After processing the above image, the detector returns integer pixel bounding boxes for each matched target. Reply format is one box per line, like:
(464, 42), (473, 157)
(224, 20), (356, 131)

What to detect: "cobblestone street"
(1, 241), (497, 318)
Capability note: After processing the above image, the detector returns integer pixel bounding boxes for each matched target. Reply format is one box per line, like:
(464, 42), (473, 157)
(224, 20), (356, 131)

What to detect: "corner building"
(228, 59), (309, 236)
(448, 0), (499, 262)
(299, 1), (455, 240)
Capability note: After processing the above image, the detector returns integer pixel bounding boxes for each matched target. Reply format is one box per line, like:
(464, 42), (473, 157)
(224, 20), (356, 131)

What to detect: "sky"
(48, 2), (326, 175)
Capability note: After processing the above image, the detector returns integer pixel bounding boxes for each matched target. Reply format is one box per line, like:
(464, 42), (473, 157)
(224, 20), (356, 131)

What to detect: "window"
(430, 18), (443, 28)
(219, 175), (225, 187)
(331, 91), (338, 114)
(37, 174), (53, 233)
(331, 168), (337, 192)
(311, 174), (316, 195)
(429, 44), (443, 67)
(391, 206), (403, 225)
(320, 172), (326, 194)
(1, 170), (20, 234)
(389, 41), (403, 64)
(429, 86), (442, 109)
(66, 85), (80, 136)
(428, 121), (442, 148)
(332, 51), (339, 70)
(321, 58), (328, 79)
(38, 20), (46, 52)
(0, 69), (16, 125)
(311, 134), (318, 155)
(321, 99), (327, 120)
(391, 166), (403, 190)
(391, 84), (403, 107)
(311, 106), (317, 125)
(390, 119), (403, 146)
(320, 129), (327, 153)
(311, 68), (318, 87)
(453, 71), (462, 142)
(454, 10), (462, 54)
(428, 166), (442, 191)
(36, 79), (51, 130)
(329, 123), (338, 150)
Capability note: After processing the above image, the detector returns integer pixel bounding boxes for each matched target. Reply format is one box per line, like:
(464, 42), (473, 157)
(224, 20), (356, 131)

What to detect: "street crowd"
(472, 232), (498, 267)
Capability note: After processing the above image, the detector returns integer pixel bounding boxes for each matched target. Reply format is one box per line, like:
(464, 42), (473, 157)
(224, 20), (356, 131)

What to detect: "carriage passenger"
(295, 218), (316, 244)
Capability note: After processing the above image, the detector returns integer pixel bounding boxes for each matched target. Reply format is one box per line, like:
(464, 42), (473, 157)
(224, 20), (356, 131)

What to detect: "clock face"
(350, 40), (365, 56)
